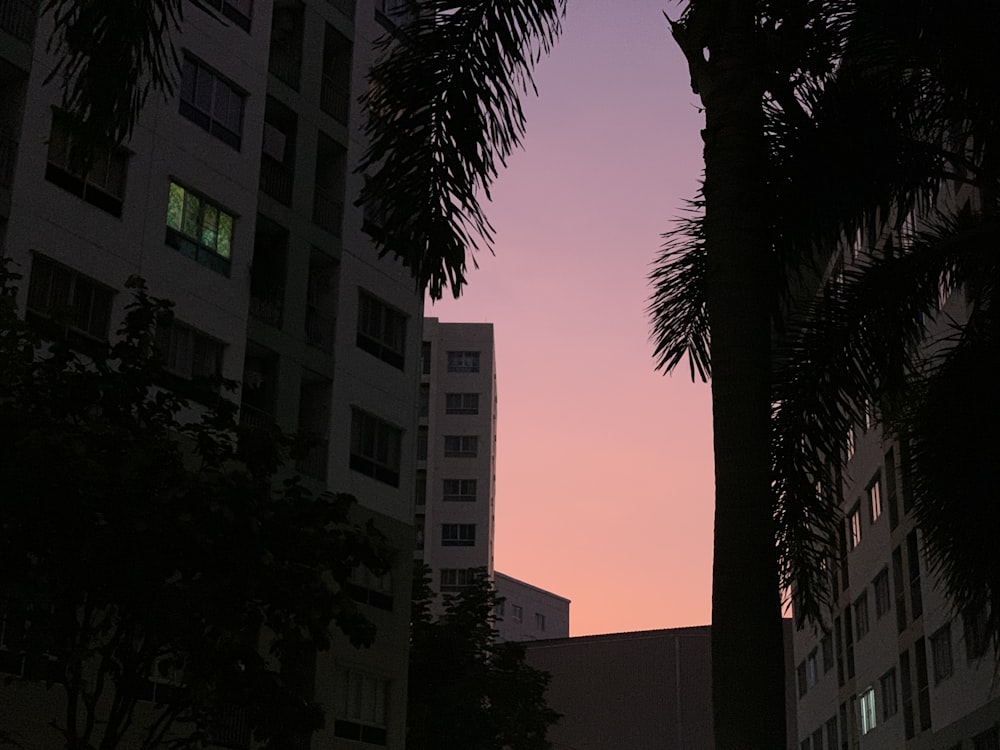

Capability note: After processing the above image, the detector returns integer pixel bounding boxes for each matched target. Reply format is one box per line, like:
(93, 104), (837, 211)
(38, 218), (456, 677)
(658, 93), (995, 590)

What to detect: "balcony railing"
(259, 154), (293, 205)
(296, 436), (329, 482)
(249, 287), (284, 328)
(325, 0), (355, 19)
(305, 306), (335, 354)
(238, 403), (275, 431)
(211, 704), (252, 750)
(0, 130), (16, 189)
(268, 41), (302, 90)
(320, 74), (350, 125)
(312, 187), (343, 237)
(0, 0), (37, 42)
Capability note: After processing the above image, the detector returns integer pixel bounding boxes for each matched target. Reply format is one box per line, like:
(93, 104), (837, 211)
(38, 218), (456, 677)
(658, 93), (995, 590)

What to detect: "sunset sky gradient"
(427, 0), (715, 636)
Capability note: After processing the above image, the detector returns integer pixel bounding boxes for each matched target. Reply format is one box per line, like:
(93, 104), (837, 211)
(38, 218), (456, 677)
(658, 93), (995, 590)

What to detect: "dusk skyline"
(429, 0), (715, 636)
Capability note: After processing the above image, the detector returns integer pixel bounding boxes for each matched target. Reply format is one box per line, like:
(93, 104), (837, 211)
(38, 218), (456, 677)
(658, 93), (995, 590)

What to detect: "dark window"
(854, 593), (870, 640)
(154, 319), (224, 382)
(914, 637), (932, 731)
(443, 479), (477, 501)
(834, 617), (845, 687)
(931, 623), (954, 684)
(963, 606), (989, 662)
(440, 568), (476, 591)
(201, 0), (252, 31)
(444, 435), (478, 457)
(445, 393), (479, 415)
(907, 531), (923, 619)
(346, 565), (393, 611)
(46, 111), (128, 216)
(416, 425), (428, 461)
(874, 567), (892, 620)
(843, 606), (855, 679)
(418, 383), (429, 417)
(821, 633), (834, 674)
(885, 447), (899, 529)
(165, 181), (234, 275)
(179, 56), (245, 149)
(447, 350), (480, 373)
(900, 649), (915, 739)
(892, 546), (908, 632)
(442, 523), (475, 547)
(421, 341), (431, 374)
(356, 290), (406, 369)
(825, 715), (838, 750)
(26, 255), (113, 341)
(333, 667), (388, 746)
(797, 661), (808, 698)
(349, 407), (401, 486)
(880, 668), (898, 719)
(974, 728), (1000, 750)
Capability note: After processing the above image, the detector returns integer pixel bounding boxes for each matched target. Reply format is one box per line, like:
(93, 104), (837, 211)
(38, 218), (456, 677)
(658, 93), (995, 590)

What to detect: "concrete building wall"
(494, 571), (570, 642)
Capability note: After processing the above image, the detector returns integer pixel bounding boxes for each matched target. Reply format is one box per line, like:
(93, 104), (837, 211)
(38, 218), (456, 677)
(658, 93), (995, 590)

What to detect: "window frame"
(880, 668), (898, 719)
(930, 623), (954, 684)
(26, 254), (115, 341)
(859, 687), (877, 735)
(445, 392), (480, 415)
(441, 523), (475, 547)
(45, 110), (129, 217)
(356, 289), (407, 370)
(447, 350), (480, 373)
(868, 474), (883, 523)
(444, 435), (478, 458)
(165, 180), (235, 275)
(442, 478), (477, 502)
(154, 317), (226, 384)
(349, 407), (402, 487)
(848, 504), (862, 549)
(333, 666), (389, 746)
(179, 55), (246, 149)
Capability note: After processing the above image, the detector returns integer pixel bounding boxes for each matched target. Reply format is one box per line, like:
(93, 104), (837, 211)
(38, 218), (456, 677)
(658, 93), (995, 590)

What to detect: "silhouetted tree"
(406, 567), (559, 750)
(0, 263), (391, 749)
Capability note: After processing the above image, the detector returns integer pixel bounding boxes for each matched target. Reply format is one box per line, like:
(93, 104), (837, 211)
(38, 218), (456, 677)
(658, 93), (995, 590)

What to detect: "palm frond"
(358, 0), (566, 300)
(647, 193), (710, 382)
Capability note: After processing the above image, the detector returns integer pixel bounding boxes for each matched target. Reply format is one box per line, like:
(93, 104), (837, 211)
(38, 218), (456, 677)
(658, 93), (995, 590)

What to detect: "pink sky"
(427, 1), (715, 636)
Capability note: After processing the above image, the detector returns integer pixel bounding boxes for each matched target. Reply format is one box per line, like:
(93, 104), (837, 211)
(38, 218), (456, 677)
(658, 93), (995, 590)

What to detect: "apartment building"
(792, 229), (1000, 750)
(1, 1), (422, 747)
(494, 572), (570, 642)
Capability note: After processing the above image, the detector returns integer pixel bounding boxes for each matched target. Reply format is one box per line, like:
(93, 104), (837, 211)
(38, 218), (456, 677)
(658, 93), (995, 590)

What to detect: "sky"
(426, 1), (715, 636)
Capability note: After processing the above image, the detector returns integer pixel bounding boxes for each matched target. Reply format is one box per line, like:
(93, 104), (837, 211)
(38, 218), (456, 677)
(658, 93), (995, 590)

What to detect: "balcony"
(312, 187), (343, 237)
(268, 40), (301, 90)
(259, 154), (293, 205)
(0, 0), (37, 42)
(249, 287), (283, 328)
(320, 74), (350, 125)
(239, 403), (275, 431)
(305, 306), (335, 353)
(296, 436), (329, 482)
(0, 129), (16, 189)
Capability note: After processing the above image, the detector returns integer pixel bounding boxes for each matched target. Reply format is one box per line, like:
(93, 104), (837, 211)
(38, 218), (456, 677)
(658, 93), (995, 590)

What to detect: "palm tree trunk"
(674, 2), (787, 747)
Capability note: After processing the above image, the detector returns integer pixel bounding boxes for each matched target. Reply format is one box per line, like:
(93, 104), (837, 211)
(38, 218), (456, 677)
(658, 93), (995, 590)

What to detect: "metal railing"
(268, 41), (302, 90)
(305, 306), (335, 353)
(312, 187), (343, 237)
(259, 154), (293, 205)
(0, 0), (37, 42)
(249, 287), (283, 328)
(296, 437), (329, 482)
(320, 74), (350, 125)
(238, 403), (274, 431)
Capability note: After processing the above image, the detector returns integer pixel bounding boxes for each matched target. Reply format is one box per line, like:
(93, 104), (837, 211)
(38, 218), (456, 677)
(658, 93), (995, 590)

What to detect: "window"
(440, 568), (476, 591)
(824, 715), (838, 750)
(535, 613), (546, 631)
(806, 649), (818, 688)
(915, 637), (932, 731)
(154, 319), (224, 382)
(445, 392), (479, 415)
(417, 425), (427, 461)
(963, 606), (989, 662)
(347, 565), (393, 611)
(821, 633), (834, 674)
(333, 667), (388, 746)
(848, 505), (862, 549)
(812, 727), (824, 750)
(418, 383), (429, 417)
(868, 475), (882, 522)
(797, 661), (808, 698)
(800, 739), (811, 750)
(421, 341), (431, 374)
(356, 290), (406, 369)
(201, 0), (252, 31)
(46, 111), (128, 216)
(873, 567), (892, 620)
(444, 435), (478, 458)
(26, 255), (114, 340)
(165, 181), (234, 275)
(854, 593), (870, 640)
(892, 546), (908, 632)
(859, 687), (876, 735)
(834, 617), (845, 687)
(442, 479), (477, 501)
(880, 668), (898, 719)
(349, 407), (402, 486)
(179, 56), (245, 149)
(441, 524), (475, 547)
(511, 604), (523, 623)
(974, 728), (1000, 750)
(844, 606), (856, 679)
(845, 427), (856, 461)
(906, 531), (923, 619)
(447, 350), (480, 373)
(930, 624), (954, 684)
(900, 649), (915, 739)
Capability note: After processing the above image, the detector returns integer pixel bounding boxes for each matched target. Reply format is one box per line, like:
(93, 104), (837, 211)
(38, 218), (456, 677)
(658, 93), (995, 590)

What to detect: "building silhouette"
(1, 0), (422, 746)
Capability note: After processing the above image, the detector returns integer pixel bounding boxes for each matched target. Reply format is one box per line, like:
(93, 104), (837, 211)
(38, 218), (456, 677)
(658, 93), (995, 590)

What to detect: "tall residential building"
(1, 1), (422, 747)
(417, 319), (498, 594)
(791, 225), (1000, 750)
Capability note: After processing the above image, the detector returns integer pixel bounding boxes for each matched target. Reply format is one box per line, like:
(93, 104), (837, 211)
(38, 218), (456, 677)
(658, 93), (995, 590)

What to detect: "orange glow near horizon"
(427, 0), (715, 637)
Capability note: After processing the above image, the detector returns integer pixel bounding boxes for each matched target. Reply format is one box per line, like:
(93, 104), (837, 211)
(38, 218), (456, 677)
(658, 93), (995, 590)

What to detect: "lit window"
(356, 290), (406, 369)
(26, 254), (114, 340)
(859, 687), (876, 735)
(930, 624), (954, 684)
(868, 476), (882, 522)
(880, 668), (898, 719)
(447, 350), (480, 373)
(442, 479), (477, 501)
(845, 427), (856, 461)
(165, 181), (234, 275)
(349, 407), (402, 486)
(154, 318), (224, 382)
(333, 666), (388, 746)
(873, 567), (892, 619)
(848, 505), (862, 549)
(46, 111), (128, 216)
(445, 392), (479, 415)
(444, 435), (478, 458)
(179, 56), (245, 149)
(441, 524), (475, 547)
